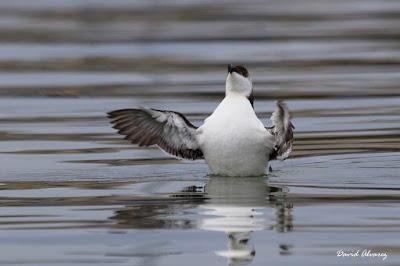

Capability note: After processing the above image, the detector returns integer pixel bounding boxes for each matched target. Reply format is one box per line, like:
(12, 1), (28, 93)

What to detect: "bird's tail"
(269, 101), (294, 160)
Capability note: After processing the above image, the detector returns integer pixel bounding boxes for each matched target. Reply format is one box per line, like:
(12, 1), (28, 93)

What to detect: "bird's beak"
(228, 64), (234, 73)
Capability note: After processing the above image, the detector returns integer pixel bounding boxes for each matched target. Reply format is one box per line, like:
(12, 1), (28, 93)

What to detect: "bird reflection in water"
(199, 176), (293, 265)
(108, 176), (292, 265)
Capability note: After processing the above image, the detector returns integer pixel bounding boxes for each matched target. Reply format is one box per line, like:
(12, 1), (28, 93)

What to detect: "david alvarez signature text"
(337, 249), (387, 261)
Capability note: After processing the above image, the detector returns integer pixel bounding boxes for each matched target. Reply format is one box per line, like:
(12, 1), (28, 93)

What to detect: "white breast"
(197, 95), (274, 176)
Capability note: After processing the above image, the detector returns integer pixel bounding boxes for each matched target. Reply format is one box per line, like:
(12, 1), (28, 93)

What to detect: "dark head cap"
(228, 64), (249, 78)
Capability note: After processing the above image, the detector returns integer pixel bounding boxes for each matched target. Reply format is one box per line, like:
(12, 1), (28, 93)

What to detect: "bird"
(107, 64), (294, 177)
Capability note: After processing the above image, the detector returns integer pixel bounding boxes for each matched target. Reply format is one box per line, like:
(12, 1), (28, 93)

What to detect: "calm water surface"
(0, 1), (400, 265)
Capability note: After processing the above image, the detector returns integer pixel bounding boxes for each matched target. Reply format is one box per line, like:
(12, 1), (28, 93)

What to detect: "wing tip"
(107, 109), (142, 123)
(276, 100), (289, 112)
(107, 110), (116, 118)
(107, 109), (126, 120)
(269, 100), (295, 160)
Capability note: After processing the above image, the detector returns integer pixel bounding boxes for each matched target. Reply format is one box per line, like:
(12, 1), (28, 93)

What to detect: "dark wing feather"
(108, 108), (203, 160)
(268, 101), (295, 160)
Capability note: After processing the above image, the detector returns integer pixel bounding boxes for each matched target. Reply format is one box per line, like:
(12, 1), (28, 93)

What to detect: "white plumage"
(197, 94), (274, 176)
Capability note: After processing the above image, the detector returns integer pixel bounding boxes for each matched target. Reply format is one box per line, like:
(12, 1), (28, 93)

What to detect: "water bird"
(108, 64), (294, 176)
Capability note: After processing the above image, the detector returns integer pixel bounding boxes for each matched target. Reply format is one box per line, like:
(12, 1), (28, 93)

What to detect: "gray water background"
(0, 1), (400, 265)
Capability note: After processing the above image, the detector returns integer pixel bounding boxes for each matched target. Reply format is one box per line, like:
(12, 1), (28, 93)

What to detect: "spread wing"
(107, 107), (203, 160)
(268, 101), (295, 160)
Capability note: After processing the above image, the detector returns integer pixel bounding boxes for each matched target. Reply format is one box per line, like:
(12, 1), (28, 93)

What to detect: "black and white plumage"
(108, 108), (203, 160)
(108, 64), (294, 176)
(268, 101), (295, 160)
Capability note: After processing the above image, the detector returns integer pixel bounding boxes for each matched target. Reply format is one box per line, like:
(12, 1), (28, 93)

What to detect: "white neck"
(225, 72), (252, 97)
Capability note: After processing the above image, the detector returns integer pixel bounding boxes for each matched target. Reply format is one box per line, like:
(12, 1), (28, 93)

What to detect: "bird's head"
(225, 64), (252, 97)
